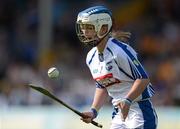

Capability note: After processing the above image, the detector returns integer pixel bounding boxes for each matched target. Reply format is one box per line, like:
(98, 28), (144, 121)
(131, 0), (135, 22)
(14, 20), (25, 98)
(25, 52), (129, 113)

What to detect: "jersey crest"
(105, 61), (113, 71)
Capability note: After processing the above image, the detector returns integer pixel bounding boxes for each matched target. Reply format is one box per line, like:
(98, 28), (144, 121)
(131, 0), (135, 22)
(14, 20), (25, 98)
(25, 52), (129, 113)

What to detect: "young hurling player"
(76, 6), (158, 129)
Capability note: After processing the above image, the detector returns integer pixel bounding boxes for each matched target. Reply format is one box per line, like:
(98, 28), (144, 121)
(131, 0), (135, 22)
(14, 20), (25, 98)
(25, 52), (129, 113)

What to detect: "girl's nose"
(82, 29), (90, 36)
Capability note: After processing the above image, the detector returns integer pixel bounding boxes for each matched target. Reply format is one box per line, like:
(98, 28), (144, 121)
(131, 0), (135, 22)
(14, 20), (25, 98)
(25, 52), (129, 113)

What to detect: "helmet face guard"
(76, 6), (112, 47)
(75, 23), (101, 47)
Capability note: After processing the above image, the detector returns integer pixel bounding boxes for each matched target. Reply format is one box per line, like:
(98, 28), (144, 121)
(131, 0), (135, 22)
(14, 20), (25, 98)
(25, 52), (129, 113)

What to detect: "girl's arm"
(125, 78), (150, 101)
(81, 88), (108, 123)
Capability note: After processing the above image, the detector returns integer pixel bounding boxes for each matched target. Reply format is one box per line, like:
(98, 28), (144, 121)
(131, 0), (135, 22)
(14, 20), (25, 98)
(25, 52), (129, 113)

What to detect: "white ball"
(47, 67), (59, 78)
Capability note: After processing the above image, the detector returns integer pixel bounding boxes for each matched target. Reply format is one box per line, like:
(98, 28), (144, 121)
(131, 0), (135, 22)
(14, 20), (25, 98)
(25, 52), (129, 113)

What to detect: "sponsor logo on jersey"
(94, 73), (121, 87)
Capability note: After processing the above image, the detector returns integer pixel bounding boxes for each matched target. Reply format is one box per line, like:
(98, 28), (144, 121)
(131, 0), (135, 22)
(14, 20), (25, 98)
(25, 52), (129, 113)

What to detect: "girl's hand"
(115, 99), (132, 121)
(80, 111), (94, 123)
(117, 101), (130, 121)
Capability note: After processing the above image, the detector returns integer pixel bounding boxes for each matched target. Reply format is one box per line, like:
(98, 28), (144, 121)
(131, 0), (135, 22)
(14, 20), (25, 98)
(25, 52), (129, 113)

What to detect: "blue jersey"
(86, 37), (155, 105)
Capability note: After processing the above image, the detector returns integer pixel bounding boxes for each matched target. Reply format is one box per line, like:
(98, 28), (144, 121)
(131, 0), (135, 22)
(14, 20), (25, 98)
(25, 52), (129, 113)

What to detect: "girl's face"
(80, 24), (96, 39)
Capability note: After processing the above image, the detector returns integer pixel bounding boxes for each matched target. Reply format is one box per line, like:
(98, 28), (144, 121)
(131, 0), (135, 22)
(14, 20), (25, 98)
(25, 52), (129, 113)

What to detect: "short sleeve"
(113, 40), (148, 79)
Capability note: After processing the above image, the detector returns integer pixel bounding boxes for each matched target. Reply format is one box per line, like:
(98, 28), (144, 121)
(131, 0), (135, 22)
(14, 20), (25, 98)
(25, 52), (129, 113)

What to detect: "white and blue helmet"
(76, 6), (112, 46)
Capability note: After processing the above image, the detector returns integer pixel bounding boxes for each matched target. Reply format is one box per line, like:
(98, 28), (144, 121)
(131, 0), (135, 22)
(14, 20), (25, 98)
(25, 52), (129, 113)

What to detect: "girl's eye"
(80, 24), (94, 30)
(87, 26), (93, 30)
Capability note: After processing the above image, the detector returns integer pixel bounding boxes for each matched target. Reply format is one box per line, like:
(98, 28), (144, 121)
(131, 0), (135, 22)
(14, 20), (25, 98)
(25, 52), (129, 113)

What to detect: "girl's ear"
(99, 24), (108, 36)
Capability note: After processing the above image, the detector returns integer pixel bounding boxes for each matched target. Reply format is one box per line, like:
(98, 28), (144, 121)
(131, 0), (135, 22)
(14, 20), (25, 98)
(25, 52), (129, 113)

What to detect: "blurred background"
(0, 0), (180, 129)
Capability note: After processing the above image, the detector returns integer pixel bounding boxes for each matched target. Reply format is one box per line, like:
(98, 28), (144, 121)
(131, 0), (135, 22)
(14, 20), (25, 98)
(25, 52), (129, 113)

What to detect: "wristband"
(122, 98), (132, 106)
(91, 108), (98, 118)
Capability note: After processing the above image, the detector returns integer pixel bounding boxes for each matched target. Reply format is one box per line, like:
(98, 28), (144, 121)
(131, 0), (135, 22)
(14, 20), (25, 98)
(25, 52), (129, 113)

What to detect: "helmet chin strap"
(86, 32), (110, 47)
(84, 38), (101, 47)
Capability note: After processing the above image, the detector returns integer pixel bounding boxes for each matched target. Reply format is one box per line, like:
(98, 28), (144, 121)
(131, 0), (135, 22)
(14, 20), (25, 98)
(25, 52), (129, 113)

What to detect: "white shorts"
(110, 99), (158, 129)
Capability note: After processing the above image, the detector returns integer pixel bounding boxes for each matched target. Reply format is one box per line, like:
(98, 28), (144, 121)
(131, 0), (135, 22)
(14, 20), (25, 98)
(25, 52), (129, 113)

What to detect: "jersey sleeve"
(116, 45), (149, 80)
(95, 81), (106, 88)
(86, 48), (96, 66)
(86, 49), (106, 89)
